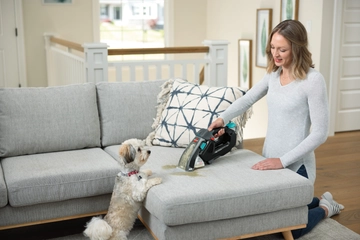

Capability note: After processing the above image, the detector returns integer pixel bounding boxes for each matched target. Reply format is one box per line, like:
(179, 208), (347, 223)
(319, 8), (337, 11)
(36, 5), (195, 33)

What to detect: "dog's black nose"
(147, 150), (151, 154)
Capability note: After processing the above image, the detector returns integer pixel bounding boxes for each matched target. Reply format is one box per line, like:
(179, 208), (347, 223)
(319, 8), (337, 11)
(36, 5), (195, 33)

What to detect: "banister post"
(44, 32), (53, 52)
(44, 33), (56, 86)
(202, 40), (230, 87)
(83, 43), (108, 83)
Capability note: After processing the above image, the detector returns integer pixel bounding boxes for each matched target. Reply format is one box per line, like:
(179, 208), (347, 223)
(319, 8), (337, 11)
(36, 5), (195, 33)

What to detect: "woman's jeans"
(291, 165), (326, 239)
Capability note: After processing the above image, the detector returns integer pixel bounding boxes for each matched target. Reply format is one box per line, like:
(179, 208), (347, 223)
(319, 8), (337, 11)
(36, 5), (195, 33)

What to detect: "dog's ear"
(119, 144), (136, 164)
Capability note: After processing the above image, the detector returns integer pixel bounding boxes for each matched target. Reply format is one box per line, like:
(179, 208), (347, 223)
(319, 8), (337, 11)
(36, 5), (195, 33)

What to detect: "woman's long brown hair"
(266, 20), (314, 80)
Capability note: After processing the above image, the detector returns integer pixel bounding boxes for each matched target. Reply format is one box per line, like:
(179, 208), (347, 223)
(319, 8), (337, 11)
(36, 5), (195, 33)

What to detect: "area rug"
(51, 218), (359, 240)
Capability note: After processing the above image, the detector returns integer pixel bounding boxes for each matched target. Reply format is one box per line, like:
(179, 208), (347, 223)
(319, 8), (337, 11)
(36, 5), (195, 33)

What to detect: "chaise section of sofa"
(137, 147), (314, 240)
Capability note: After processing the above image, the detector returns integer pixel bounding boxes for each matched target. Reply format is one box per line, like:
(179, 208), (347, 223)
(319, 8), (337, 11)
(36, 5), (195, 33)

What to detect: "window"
(114, 7), (122, 20)
(99, 0), (165, 60)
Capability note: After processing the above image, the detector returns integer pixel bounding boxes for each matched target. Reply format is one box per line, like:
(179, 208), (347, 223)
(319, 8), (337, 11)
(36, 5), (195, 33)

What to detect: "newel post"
(202, 40), (230, 87)
(83, 43), (109, 83)
(44, 33), (55, 86)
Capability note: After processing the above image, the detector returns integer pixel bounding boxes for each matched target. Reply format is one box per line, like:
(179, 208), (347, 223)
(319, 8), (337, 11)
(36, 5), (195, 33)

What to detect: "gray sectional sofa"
(0, 80), (314, 240)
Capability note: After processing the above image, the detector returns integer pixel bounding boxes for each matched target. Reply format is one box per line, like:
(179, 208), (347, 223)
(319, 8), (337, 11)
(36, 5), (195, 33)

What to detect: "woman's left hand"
(251, 158), (284, 170)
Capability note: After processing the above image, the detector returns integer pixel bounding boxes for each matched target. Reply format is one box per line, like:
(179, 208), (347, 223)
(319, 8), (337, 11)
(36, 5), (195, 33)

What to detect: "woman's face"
(271, 32), (293, 69)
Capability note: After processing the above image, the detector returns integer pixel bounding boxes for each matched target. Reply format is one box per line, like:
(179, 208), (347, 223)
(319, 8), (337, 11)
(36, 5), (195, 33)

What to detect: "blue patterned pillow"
(147, 79), (250, 148)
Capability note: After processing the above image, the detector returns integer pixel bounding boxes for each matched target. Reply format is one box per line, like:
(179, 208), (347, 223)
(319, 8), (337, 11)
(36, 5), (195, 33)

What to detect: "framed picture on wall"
(256, 8), (272, 68)
(280, 0), (299, 21)
(238, 39), (252, 89)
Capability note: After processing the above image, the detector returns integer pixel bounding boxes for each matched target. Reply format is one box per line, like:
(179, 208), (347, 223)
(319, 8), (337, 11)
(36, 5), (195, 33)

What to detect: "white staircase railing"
(44, 33), (229, 87)
(44, 33), (86, 86)
(108, 59), (206, 83)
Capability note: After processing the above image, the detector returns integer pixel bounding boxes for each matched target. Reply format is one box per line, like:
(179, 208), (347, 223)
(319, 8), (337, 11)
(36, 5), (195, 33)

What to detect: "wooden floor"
(243, 130), (360, 235)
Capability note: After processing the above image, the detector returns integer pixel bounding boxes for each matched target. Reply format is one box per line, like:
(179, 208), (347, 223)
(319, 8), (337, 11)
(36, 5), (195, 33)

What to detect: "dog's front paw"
(151, 177), (162, 185)
(142, 169), (152, 176)
(145, 177), (162, 189)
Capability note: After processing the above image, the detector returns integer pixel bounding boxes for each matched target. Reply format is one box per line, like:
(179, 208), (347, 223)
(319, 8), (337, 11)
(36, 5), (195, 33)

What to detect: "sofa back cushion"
(0, 83), (101, 157)
(96, 80), (165, 147)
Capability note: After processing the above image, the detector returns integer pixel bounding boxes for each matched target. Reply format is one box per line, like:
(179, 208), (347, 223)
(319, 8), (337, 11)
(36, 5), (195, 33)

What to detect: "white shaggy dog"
(83, 139), (162, 240)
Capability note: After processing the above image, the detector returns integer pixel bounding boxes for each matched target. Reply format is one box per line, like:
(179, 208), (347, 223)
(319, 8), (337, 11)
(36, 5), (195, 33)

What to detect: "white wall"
(172, 0), (207, 47)
(22, 0), (94, 87)
(165, 0), (208, 63)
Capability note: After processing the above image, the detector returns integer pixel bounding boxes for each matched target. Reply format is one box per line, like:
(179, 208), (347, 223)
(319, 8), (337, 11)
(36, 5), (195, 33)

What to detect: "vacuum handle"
(199, 127), (236, 164)
(211, 127), (224, 136)
(195, 126), (226, 141)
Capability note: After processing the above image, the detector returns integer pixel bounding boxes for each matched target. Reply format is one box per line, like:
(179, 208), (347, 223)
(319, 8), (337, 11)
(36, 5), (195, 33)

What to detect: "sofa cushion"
(1, 148), (120, 207)
(96, 80), (165, 147)
(0, 163), (8, 207)
(146, 79), (251, 148)
(0, 83), (101, 157)
(132, 146), (314, 226)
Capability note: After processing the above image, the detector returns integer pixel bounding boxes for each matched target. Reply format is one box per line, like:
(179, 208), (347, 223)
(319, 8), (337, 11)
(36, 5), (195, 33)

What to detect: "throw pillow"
(146, 79), (252, 148)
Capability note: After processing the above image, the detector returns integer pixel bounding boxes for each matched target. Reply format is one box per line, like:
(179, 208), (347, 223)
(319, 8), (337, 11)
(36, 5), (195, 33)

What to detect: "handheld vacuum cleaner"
(177, 122), (237, 171)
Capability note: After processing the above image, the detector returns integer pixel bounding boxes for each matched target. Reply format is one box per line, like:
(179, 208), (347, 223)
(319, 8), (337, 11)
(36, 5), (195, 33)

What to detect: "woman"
(208, 20), (344, 239)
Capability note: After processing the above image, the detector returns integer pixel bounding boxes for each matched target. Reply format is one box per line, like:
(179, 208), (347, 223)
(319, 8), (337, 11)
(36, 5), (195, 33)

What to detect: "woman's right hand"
(208, 118), (225, 137)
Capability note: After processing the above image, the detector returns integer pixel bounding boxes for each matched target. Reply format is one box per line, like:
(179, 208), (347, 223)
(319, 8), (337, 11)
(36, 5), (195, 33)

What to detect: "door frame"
(13, 0), (27, 87)
(328, 0), (343, 136)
